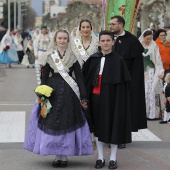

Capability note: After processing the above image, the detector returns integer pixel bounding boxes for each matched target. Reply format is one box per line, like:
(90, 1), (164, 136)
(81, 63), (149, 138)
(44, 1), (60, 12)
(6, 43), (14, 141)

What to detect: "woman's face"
(41, 28), (47, 34)
(143, 34), (152, 45)
(80, 22), (91, 37)
(56, 32), (69, 48)
(159, 32), (167, 41)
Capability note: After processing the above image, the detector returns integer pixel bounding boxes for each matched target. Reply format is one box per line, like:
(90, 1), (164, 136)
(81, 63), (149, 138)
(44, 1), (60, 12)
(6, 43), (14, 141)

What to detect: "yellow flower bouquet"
(35, 85), (54, 118)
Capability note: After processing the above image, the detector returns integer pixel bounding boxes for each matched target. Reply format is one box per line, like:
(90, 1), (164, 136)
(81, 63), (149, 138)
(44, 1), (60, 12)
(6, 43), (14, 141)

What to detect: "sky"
(32, 0), (69, 16)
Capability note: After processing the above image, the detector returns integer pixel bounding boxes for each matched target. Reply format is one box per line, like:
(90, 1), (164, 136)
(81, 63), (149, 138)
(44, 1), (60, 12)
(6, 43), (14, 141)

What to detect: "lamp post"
(8, 0), (10, 29)
(17, 0), (21, 30)
(14, 0), (16, 30)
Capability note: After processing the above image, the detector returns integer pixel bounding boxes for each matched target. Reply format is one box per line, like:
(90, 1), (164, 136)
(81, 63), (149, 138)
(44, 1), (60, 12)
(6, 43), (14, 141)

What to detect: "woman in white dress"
(34, 26), (51, 67)
(0, 29), (18, 67)
(139, 29), (164, 119)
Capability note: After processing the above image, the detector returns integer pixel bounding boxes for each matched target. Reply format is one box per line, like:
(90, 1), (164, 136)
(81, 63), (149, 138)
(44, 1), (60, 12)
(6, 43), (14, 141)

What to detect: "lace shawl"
(139, 29), (164, 94)
(46, 47), (77, 73)
(71, 29), (99, 68)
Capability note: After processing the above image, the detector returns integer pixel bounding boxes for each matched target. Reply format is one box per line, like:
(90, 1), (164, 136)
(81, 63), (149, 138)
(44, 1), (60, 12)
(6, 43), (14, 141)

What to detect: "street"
(0, 63), (170, 170)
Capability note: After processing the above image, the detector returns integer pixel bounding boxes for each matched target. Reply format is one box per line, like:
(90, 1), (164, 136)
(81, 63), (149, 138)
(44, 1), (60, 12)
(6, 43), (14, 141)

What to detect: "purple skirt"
(24, 103), (93, 156)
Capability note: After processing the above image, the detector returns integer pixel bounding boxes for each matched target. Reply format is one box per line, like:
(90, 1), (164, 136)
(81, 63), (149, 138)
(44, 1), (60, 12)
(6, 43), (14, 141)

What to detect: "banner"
(102, 0), (141, 32)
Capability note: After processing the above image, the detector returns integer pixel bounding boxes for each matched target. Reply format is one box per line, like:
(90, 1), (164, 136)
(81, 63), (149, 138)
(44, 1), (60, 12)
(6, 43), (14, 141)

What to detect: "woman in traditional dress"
(24, 29), (93, 168)
(21, 40), (35, 68)
(34, 26), (51, 67)
(71, 19), (98, 75)
(14, 31), (24, 63)
(0, 29), (18, 67)
(32, 28), (40, 42)
(139, 29), (164, 119)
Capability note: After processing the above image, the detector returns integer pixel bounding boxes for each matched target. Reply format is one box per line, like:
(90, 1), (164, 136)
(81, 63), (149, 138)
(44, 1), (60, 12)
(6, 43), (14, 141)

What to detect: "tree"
(22, 5), (36, 30)
(1, 2), (17, 29)
(1, 2), (36, 30)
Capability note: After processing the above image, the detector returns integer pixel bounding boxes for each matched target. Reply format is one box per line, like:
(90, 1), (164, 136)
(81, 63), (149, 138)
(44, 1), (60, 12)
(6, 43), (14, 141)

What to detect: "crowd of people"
(1, 15), (170, 169)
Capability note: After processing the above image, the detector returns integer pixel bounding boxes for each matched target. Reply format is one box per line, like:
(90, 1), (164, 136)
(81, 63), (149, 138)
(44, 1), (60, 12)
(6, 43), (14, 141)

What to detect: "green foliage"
(1, 2), (18, 29)
(1, 2), (36, 30)
(23, 6), (36, 30)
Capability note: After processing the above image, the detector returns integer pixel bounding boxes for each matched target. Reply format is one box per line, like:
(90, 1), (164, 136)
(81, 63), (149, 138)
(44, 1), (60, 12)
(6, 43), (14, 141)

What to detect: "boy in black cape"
(84, 30), (131, 169)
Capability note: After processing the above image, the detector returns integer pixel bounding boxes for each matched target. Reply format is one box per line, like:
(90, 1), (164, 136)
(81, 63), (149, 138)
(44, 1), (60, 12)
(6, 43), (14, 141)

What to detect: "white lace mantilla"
(46, 47), (77, 74)
(71, 35), (98, 68)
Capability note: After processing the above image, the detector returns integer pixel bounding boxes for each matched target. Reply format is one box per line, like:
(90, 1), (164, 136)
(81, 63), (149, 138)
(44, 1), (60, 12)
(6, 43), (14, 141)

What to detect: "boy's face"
(99, 35), (114, 52)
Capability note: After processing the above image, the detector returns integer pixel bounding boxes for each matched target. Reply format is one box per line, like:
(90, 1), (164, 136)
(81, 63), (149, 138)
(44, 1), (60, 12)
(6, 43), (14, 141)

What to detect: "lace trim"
(51, 50), (80, 99)
(71, 35), (98, 68)
(46, 47), (77, 73)
(38, 112), (86, 136)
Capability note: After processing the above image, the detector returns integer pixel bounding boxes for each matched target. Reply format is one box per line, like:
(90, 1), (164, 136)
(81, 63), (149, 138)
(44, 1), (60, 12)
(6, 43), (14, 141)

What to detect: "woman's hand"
(80, 100), (88, 110)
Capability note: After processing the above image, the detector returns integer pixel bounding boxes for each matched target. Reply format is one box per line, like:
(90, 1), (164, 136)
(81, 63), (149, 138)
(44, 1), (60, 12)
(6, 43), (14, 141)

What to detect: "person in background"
(14, 31), (24, 64)
(34, 26), (51, 67)
(155, 29), (170, 83)
(151, 25), (157, 40)
(71, 19), (98, 74)
(109, 15), (147, 149)
(21, 40), (35, 68)
(160, 73), (170, 124)
(139, 29), (164, 119)
(0, 29), (18, 67)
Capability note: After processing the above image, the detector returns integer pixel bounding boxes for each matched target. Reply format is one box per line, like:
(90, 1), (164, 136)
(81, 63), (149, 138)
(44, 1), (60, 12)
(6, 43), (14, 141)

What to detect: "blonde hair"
(165, 73), (170, 84)
(54, 29), (69, 43)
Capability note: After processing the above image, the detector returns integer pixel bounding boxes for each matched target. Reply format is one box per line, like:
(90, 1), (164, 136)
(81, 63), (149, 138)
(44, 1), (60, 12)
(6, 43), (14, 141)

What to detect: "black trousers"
(17, 51), (24, 63)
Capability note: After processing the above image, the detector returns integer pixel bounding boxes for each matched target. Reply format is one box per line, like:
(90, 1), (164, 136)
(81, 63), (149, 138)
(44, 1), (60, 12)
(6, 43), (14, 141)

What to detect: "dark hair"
(111, 15), (125, 27)
(143, 30), (153, 37)
(155, 29), (167, 39)
(54, 29), (69, 42)
(79, 19), (92, 30)
(41, 26), (47, 30)
(99, 30), (114, 40)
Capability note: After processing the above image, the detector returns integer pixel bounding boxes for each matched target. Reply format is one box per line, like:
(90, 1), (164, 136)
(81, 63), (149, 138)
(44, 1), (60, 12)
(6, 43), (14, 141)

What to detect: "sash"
(74, 38), (90, 62)
(51, 50), (80, 100)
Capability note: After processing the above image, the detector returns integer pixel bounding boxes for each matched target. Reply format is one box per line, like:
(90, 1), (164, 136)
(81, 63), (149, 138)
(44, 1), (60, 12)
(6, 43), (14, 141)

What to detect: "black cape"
(114, 31), (147, 132)
(85, 51), (132, 144)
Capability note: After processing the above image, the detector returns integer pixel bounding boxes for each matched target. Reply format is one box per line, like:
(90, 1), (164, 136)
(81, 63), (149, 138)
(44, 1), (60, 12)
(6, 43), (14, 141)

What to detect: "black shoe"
(53, 160), (61, 168)
(159, 120), (168, 124)
(118, 144), (126, 149)
(27, 66), (29, 68)
(108, 160), (117, 169)
(95, 159), (105, 169)
(60, 160), (68, 168)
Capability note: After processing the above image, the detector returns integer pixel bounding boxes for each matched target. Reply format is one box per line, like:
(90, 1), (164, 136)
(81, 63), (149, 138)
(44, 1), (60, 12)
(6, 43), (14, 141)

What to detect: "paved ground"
(0, 63), (170, 170)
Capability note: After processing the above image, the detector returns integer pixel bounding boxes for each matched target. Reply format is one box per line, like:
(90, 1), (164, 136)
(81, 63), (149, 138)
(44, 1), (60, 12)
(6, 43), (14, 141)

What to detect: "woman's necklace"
(81, 37), (92, 50)
(57, 49), (66, 61)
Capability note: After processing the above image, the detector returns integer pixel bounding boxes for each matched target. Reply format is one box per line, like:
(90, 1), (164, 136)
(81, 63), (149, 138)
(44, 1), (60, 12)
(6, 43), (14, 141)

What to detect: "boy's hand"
(80, 100), (88, 110)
